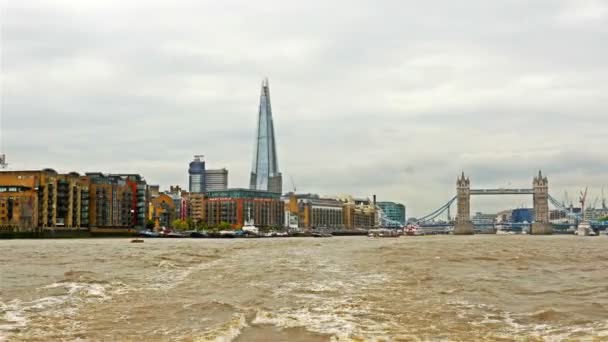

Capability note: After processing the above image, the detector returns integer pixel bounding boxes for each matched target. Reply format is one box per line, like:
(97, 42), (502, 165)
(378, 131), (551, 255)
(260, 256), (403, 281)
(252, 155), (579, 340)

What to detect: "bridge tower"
(454, 172), (474, 235)
(531, 170), (552, 235)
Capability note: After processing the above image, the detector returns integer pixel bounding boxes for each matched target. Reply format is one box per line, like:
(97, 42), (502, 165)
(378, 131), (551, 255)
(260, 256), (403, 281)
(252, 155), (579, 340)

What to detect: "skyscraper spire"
(250, 78), (282, 194)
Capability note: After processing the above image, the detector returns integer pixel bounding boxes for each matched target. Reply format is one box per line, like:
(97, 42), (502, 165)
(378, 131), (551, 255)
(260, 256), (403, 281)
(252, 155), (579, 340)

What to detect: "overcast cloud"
(1, 0), (607, 216)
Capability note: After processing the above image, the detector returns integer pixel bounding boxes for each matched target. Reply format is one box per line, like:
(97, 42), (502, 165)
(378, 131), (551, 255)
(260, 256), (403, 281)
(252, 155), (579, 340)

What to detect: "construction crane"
(563, 190), (571, 207)
(591, 197), (599, 210)
(290, 176), (297, 193)
(602, 187), (606, 210)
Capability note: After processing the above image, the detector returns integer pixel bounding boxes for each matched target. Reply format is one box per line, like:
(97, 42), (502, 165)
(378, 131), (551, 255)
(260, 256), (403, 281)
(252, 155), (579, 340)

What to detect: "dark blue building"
(512, 208), (534, 223)
(188, 155), (205, 193)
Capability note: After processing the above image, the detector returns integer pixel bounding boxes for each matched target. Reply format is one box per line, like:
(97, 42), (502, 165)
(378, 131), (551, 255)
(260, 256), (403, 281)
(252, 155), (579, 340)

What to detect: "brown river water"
(1, 236), (607, 341)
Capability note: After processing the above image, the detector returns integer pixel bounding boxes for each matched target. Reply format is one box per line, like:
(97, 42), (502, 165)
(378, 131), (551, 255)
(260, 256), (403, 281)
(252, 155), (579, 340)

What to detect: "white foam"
(195, 313), (248, 342)
(252, 269), (394, 340)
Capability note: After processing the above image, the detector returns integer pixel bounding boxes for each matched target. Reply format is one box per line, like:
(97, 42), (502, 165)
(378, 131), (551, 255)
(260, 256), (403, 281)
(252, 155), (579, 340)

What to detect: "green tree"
(195, 220), (208, 231)
(171, 219), (189, 231)
(217, 221), (232, 230)
(145, 219), (155, 229)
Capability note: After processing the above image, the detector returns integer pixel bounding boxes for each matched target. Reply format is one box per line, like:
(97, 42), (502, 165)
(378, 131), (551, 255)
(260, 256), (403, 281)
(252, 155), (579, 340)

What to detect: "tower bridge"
(416, 170), (555, 235)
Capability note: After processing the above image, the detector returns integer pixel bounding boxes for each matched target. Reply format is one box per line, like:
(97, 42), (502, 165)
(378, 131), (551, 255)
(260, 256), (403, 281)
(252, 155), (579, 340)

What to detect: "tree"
(171, 219), (189, 231)
(217, 221), (232, 230)
(195, 220), (208, 231)
(145, 219), (155, 229)
(600, 216), (608, 222)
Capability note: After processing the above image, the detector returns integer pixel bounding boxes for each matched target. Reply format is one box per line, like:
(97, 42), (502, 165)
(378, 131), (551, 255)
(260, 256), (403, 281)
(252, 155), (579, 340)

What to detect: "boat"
(219, 230), (236, 238)
(187, 230), (207, 238)
(404, 224), (423, 236)
(241, 208), (260, 236)
(576, 220), (596, 236)
(160, 229), (187, 238)
(138, 230), (160, 238)
(130, 239), (144, 243)
(311, 232), (332, 238)
(368, 228), (400, 238)
(576, 188), (597, 236)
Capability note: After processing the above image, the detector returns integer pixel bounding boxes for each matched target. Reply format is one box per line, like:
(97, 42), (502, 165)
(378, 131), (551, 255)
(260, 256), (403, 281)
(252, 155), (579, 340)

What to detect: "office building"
(284, 193), (344, 229)
(250, 78), (282, 194)
(376, 201), (406, 226)
(205, 168), (228, 191)
(205, 188), (284, 228)
(189, 155), (205, 193)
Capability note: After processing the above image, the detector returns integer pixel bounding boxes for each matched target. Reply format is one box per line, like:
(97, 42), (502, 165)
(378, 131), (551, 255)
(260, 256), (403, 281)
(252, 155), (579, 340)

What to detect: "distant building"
(471, 212), (496, 225)
(377, 201), (406, 225)
(111, 174), (148, 228)
(285, 193), (344, 229)
(205, 168), (228, 191)
(0, 170), (89, 230)
(187, 193), (206, 224)
(250, 78), (282, 194)
(205, 188), (284, 228)
(85, 173), (140, 228)
(188, 155), (205, 193)
(0, 170), (147, 231)
(336, 196), (377, 229)
(166, 186), (187, 221)
(149, 193), (175, 229)
(512, 208), (534, 223)
(148, 185), (160, 198)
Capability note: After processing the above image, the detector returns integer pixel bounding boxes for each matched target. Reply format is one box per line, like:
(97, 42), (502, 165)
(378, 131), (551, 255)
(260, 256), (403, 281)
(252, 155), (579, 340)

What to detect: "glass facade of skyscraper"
(188, 156), (205, 193)
(250, 78), (282, 194)
(377, 201), (406, 225)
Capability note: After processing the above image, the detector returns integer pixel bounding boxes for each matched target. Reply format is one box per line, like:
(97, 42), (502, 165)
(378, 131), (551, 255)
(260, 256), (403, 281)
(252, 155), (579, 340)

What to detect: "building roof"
(207, 188), (281, 200)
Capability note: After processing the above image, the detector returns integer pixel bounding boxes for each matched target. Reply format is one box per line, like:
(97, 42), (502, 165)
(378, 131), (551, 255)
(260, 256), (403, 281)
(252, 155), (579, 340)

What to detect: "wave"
(194, 313), (248, 342)
(0, 275), (131, 341)
(527, 308), (568, 322)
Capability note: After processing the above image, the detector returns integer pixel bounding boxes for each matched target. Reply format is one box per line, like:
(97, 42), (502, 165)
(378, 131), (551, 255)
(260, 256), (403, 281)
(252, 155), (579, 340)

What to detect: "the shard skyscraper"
(250, 78), (282, 194)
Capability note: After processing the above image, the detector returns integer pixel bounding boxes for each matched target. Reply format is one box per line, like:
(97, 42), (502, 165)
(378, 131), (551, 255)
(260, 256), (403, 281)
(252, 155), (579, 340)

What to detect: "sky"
(1, 0), (607, 217)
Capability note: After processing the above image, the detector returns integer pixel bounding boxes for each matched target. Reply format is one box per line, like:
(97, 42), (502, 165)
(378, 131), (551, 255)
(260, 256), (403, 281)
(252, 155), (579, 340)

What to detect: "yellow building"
(336, 195), (377, 229)
(0, 170), (143, 231)
(149, 193), (176, 229)
(0, 170), (89, 230)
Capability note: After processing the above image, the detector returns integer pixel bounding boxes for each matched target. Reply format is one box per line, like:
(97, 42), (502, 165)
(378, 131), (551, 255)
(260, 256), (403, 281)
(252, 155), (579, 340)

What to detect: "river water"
(1, 236), (607, 341)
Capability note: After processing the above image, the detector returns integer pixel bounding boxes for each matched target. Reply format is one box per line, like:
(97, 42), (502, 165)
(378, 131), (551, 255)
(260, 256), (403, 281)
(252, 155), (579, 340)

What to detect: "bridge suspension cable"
(416, 196), (457, 223)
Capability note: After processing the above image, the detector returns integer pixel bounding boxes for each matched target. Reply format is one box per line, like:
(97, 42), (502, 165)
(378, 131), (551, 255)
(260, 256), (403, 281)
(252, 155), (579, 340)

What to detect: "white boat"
(368, 228), (400, 238)
(576, 221), (596, 236)
(404, 224), (423, 236)
(241, 208), (260, 235)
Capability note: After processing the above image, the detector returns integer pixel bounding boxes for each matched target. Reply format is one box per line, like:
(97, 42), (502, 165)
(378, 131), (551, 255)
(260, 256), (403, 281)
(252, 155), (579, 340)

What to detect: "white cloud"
(1, 0), (607, 216)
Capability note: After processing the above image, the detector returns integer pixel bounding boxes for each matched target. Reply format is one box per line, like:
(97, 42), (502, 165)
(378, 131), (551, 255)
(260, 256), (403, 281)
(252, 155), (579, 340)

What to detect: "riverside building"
(0, 170), (147, 231)
(205, 188), (284, 228)
(376, 201), (406, 226)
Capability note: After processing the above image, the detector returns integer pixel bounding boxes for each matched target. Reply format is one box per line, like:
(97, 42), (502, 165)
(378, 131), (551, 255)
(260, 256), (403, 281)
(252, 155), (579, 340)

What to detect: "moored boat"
(404, 224), (423, 236)
(138, 230), (160, 238)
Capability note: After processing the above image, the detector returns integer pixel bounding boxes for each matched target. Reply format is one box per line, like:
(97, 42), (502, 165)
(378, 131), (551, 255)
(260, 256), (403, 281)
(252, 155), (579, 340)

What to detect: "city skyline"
(2, 1), (607, 216)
